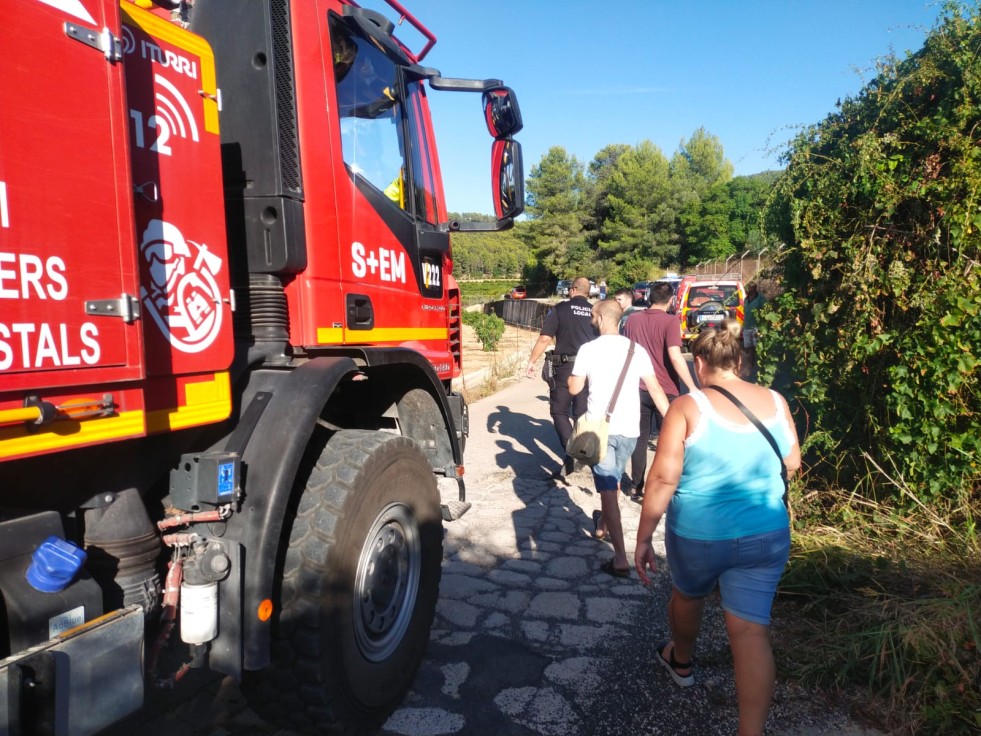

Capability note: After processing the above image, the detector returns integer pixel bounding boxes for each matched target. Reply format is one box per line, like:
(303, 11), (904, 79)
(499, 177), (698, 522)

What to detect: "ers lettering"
(0, 252), (68, 300)
(0, 250), (102, 371)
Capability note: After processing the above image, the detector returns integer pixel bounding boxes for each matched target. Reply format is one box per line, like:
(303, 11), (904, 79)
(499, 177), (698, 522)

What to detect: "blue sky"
(381, 1), (946, 215)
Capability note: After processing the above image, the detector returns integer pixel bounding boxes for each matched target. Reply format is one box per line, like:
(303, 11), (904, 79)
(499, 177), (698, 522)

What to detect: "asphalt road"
(101, 371), (881, 736)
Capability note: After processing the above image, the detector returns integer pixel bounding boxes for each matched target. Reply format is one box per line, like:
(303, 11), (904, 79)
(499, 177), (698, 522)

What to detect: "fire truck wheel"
(243, 429), (442, 733)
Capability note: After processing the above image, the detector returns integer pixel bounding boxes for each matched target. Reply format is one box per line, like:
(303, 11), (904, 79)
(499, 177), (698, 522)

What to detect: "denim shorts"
(665, 527), (791, 625)
(591, 434), (637, 492)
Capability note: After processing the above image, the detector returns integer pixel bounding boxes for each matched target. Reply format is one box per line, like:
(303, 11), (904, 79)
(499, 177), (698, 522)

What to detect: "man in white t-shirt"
(569, 299), (670, 577)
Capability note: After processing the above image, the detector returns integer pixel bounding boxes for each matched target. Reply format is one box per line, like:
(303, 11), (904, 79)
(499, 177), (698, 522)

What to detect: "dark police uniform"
(540, 294), (597, 456)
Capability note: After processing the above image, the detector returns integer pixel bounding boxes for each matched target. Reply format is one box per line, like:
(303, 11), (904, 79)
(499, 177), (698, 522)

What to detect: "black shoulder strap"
(703, 385), (789, 505)
(704, 385), (781, 461)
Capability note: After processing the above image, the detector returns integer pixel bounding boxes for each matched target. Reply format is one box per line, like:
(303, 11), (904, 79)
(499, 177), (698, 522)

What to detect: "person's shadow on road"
(485, 404), (563, 478)
(483, 404), (599, 566)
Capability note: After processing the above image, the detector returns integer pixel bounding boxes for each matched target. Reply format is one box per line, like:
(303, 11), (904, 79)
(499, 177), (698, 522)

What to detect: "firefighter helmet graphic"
(139, 219), (223, 353)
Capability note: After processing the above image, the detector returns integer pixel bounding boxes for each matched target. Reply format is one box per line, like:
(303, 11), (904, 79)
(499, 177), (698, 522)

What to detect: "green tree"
(679, 172), (782, 266)
(679, 182), (734, 265)
(670, 127), (734, 209)
(524, 146), (587, 277)
(597, 140), (674, 275)
(582, 143), (631, 237)
(727, 171), (782, 251)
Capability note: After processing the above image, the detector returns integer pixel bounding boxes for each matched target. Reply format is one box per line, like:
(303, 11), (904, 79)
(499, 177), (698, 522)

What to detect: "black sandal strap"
(669, 646), (691, 670)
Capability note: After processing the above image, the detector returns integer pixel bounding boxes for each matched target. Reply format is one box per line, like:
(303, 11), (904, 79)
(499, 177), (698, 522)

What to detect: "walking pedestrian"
(525, 276), (597, 477)
(634, 320), (801, 736)
(623, 281), (697, 500)
(568, 299), (668, 576)
(741, 282), (765, 381)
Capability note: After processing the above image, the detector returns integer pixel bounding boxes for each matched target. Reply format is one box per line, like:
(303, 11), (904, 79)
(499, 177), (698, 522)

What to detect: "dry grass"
(454, 323), (539, 403)
(773, 484), (981, 734)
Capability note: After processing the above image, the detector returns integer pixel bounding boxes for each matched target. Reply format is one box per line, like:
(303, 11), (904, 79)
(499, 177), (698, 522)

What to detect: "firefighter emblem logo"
(139, 219), (223, 353)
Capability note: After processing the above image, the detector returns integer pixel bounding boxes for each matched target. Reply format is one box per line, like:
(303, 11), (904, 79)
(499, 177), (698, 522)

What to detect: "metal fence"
(690, 246), (786, 283)
(483, 299), (550, 331)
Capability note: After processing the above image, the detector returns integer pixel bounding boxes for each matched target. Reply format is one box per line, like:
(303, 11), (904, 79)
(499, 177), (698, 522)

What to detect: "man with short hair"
(569, 299), (668, 575)
(526, 277), (597, 477)
(623, 281), (698, 500)
(613, 288), (635, 333)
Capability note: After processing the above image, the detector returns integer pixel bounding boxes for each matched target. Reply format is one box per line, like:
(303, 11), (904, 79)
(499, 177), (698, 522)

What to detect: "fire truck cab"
(0, 0), (523, 733)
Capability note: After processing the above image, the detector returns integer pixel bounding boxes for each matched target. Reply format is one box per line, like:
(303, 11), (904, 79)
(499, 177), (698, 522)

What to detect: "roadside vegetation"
(460, 310), (506, 352)
(453, 2), (981, 732)
(762, 3), (981, 732)
(459, 280), (524, 303)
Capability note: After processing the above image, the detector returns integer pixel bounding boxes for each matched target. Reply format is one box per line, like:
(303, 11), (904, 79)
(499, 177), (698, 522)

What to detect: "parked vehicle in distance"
(556, 279), (572, 297)
(508, 285), (528, 299)
(589, 280), (600, 297)
(654, 276), (682, 295)
(677, 278), (745, 347)
(632, 281), (652, 305)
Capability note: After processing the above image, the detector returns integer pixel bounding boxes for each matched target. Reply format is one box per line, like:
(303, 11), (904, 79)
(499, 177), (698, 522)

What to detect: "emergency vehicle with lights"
(0, 0), (524, 733)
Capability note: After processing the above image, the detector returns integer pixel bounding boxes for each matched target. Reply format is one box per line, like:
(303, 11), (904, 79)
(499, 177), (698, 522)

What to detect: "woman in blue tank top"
(634, 320), (801, 736)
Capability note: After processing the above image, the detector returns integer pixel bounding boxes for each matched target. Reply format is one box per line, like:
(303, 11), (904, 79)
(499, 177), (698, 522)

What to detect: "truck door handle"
(346, 294), (374, 330)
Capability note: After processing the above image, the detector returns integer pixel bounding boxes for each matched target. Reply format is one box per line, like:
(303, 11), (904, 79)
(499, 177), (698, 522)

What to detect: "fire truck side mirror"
(492, 138), (524, 220)
(482, 87), (523, 138)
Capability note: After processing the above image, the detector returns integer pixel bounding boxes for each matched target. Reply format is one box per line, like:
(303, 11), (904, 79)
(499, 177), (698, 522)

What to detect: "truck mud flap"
(0, 606), (143, 736)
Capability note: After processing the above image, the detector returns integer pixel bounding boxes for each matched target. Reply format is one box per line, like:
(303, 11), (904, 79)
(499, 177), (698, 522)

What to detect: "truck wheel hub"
(354, 504), (420, 662)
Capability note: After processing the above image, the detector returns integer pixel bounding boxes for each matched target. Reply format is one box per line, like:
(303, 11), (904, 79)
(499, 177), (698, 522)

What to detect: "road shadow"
(484, 403), (564, 478)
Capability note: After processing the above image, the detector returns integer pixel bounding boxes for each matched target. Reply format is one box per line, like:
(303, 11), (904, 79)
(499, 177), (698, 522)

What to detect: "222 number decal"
(423, 261), (441, 291)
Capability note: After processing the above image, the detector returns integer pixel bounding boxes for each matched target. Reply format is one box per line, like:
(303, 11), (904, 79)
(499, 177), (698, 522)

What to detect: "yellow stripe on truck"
(0, 411), (146, 460)
(317, 327), (449, 344)
(146, 372), (232, 434)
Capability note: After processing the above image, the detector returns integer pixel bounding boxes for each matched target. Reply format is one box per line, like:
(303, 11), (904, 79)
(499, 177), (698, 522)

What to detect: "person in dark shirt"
(623, 281), (697, 499)
(526, 277), (597, 477)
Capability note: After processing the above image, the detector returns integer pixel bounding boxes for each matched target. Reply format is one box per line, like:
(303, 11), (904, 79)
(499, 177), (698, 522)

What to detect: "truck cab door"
(296, 13), (453, 375)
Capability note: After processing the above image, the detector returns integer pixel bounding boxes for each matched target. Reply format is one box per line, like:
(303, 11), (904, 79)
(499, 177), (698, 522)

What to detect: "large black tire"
(243, 430), (443, 734)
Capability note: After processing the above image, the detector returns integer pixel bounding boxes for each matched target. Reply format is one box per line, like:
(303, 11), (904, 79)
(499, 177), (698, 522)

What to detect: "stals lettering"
(0, 322), (100, 371)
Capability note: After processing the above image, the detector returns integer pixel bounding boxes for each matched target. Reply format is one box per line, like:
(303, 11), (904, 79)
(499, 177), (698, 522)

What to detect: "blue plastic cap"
(26, 536), (87, 593)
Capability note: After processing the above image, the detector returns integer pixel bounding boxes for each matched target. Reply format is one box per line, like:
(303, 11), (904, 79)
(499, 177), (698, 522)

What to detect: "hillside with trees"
(516, 129), (783, 290)
(451, 132), (783, 292)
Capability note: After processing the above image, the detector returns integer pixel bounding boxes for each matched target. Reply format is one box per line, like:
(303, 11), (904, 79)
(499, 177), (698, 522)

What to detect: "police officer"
(525, 276), (597, 477)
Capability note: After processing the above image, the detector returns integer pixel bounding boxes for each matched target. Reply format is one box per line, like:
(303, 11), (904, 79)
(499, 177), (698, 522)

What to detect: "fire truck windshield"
(334, 19), (405, 205)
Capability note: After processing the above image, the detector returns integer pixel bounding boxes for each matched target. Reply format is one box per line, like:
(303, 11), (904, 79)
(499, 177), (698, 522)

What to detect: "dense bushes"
(764, 2), (981, 504)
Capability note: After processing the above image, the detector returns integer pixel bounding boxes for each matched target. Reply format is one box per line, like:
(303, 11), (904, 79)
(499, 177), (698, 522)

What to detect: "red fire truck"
(0, 0), (523, 732)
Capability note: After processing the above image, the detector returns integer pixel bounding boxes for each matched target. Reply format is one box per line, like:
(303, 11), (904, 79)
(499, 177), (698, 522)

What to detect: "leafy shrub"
(764, 3), (981, 503)
(461, 310), (506, 351)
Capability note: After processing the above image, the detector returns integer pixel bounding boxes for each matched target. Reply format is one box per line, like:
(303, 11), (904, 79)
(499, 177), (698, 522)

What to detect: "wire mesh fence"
(690, 247), (787, 283)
